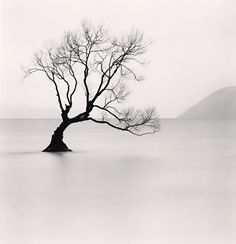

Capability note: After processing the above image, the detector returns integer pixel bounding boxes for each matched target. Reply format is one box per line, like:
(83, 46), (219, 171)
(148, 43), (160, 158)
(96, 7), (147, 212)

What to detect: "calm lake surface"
(0, 119), (235, 244)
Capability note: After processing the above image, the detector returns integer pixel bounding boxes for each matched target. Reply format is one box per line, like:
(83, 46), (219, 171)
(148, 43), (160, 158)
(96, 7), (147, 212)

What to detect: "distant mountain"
(178, 86), (236, 119)
(0, 105), (59, 119)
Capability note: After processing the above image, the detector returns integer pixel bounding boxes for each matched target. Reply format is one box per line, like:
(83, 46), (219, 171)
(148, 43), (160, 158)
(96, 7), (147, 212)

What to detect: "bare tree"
(24, 21), (160, 152)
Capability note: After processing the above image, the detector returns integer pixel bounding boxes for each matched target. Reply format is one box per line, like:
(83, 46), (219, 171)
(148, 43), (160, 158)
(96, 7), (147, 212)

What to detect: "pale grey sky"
(1, 0), (236, 118)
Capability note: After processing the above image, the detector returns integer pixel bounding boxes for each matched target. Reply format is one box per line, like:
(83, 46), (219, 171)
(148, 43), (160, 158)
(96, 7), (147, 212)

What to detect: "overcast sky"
(0, 0), (236, 118)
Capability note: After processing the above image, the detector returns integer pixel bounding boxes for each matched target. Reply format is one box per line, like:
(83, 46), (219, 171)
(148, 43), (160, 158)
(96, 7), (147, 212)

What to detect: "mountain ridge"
(178, 86), (236, 119)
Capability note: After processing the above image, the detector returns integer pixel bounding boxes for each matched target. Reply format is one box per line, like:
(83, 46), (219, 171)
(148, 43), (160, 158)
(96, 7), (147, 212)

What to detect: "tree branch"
(24, 20), (159, 136)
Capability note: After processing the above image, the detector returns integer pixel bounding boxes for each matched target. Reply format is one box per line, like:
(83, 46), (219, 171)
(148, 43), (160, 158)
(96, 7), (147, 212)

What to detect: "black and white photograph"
(0, 0), (236, 243)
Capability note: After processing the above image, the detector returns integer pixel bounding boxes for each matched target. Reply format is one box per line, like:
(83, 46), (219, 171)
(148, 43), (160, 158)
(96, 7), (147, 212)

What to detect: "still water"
(0, 119), (236, 244)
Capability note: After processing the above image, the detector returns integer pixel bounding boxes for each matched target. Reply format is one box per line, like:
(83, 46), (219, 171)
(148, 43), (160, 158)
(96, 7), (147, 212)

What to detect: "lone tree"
(24, 21), (160, 152)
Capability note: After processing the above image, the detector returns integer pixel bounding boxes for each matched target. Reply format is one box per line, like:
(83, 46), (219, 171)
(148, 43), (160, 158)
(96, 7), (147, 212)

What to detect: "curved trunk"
(43, 120), (71, 152)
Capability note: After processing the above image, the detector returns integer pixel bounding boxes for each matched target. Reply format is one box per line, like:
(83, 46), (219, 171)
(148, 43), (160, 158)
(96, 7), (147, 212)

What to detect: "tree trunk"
(43, 121), (72, 152)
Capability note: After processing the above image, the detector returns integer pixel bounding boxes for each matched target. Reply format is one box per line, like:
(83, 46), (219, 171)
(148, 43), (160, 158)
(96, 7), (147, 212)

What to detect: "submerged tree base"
(42, 141), (72, 152)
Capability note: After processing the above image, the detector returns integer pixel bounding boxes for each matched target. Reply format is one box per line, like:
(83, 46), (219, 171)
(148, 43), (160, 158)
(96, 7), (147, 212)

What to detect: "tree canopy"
(24, 21), (159, 151)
